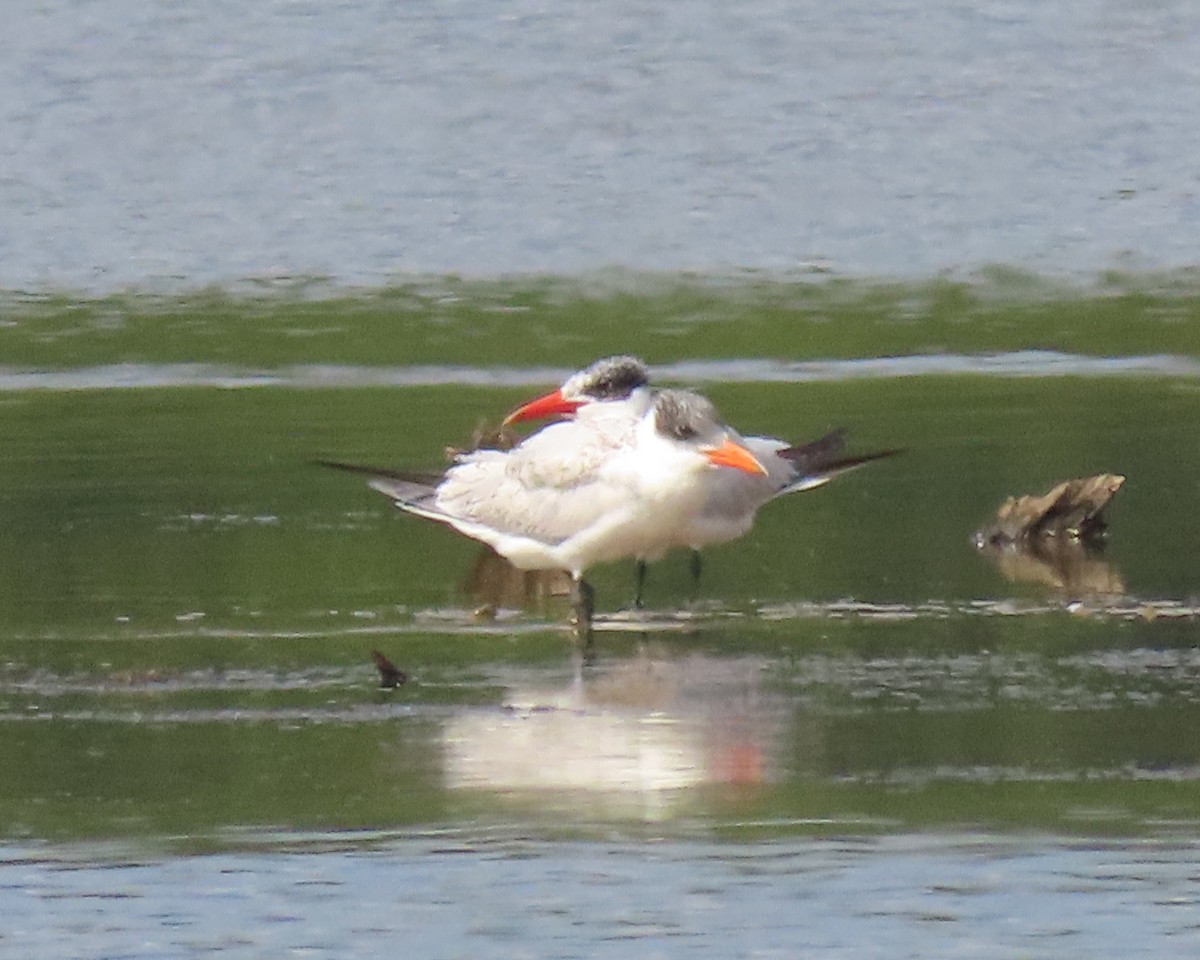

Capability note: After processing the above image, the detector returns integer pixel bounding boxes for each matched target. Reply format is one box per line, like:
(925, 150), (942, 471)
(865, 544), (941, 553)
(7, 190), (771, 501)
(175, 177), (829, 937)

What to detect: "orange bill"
(503, 389), (583, 426)
(702, 438), (768, 475)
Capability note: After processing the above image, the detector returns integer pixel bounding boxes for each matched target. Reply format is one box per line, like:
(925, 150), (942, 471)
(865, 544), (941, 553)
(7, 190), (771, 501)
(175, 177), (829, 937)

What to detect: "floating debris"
(974, 474), (1125, 546)
(973, 475), (1126, 595)
(370, 650), (407, 689)
(445, 419), (518, 458)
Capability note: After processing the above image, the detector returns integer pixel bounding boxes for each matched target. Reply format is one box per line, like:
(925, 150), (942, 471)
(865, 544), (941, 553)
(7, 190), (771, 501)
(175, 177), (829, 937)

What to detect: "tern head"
(503, 356), (651, 426)
(652, 390), (768, 476)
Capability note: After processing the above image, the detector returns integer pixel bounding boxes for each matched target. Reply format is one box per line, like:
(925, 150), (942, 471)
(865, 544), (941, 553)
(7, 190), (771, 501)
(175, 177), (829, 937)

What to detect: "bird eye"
(585, 360), (647, 400)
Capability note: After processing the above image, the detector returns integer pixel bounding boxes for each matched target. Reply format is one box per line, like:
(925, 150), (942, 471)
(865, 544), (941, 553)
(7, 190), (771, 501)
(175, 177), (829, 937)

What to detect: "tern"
(319, 388), (767, 641)
(504, 356), (900, 605)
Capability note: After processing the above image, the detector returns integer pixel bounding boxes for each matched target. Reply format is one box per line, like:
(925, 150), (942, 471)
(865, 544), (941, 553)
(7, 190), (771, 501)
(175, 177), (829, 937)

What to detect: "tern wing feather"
(777, 445), (902, 496)
(776, 429), (848, 474)
(314, 459), (448, 518)
(313, 459), (442, 486)
(770, 430), (901, 495)
(315, 444), (639, 571)
(499, 416), (639, 489)
(436, 449), (635, 546)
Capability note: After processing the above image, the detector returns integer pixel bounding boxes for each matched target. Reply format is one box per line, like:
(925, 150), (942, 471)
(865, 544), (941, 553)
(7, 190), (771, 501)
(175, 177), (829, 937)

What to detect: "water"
(6, 350), (1200, 393)
(4, 835), (1198, 960)
(3, 290), (1200, 953)
(6, 1), (1200, 950)
(5, 0), (1200, 291)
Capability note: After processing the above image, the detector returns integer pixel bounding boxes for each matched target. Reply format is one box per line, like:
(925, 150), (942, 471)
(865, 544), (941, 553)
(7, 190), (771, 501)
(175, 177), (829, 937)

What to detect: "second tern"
(505, 356), (899, 605)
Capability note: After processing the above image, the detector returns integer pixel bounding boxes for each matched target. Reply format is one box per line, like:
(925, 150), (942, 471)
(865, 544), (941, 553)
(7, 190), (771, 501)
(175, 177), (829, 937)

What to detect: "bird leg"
(633, 560), (648, 609)
(689, 550), (703, 586)
(570, 576), (595, 647)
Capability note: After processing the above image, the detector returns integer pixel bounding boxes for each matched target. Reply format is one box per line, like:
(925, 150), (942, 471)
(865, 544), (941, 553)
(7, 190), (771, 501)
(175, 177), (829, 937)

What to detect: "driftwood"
(974, 474), (1126, 595)
(446, 420), (518, 458)
(974, 474), (1125, 546)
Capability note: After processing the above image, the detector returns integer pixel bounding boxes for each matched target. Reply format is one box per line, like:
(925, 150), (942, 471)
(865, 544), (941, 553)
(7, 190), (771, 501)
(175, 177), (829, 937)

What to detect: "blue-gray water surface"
(5, 0), (1200, 291)
(4, 835), (1199, 960)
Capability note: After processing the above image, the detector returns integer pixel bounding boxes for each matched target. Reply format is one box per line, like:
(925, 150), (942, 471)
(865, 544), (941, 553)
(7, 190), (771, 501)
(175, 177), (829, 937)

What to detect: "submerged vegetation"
(4, 269), (1200, 370)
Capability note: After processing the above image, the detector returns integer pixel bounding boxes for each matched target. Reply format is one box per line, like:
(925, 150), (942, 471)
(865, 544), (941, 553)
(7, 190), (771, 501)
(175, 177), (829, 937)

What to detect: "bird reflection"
(461, 544), (574, 612)
(441, 649), (789, 819)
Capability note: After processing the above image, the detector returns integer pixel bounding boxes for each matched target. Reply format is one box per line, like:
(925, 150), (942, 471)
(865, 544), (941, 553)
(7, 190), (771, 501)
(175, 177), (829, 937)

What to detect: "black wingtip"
(312, 458), (378, 476)
(313, 459), (442, 485)
(826, 448), (905, 471)
(778, 428), (902, 476)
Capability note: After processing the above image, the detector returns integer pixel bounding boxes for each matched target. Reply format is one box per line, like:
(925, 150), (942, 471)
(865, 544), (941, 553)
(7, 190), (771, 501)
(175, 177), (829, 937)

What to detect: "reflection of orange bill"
(711, 741), (764, 786)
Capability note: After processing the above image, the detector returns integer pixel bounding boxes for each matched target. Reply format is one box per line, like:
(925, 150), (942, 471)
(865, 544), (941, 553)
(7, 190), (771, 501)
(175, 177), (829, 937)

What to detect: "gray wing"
(433, 448), (636, 546)
(316, 452), (636, 549)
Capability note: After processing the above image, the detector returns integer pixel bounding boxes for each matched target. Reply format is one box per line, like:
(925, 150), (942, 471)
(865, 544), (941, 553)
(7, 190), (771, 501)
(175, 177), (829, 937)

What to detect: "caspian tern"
(505, 356), (899, 605)
(318, 388), (766, 640)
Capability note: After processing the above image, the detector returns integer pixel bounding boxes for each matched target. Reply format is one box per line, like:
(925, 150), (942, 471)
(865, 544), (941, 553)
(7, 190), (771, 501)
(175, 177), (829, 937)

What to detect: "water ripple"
(2, 352), (1199, 392)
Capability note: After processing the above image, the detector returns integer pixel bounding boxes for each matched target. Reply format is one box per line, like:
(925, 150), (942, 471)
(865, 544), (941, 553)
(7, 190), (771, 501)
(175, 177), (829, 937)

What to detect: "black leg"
(570, 576), (595, 647)
(633, 559), (647, 609)
(689, 549), (703, 586)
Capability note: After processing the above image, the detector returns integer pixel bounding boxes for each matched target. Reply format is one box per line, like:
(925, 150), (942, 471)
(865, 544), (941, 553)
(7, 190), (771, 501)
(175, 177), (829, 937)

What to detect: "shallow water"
(6, 349), (1200, 393)
(3, 285), (1200, 955)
